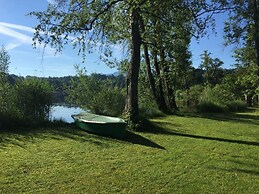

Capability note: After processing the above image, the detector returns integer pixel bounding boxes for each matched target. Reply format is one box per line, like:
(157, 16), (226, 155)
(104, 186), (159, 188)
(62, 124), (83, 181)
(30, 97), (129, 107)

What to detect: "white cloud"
(5, 43), (21, 50)
(0, 22), (57, 56)
(0, 22), (78, 43)
(0, 22), (35, 33)
(0, 25), (32, 44)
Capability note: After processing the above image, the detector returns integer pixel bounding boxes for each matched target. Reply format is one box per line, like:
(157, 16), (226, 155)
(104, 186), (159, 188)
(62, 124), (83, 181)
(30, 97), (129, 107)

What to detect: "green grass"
(0, 109), (259, 193)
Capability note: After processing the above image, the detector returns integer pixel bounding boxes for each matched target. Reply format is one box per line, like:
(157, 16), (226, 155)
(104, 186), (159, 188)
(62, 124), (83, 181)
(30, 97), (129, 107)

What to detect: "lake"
(50, 105), (85, 123)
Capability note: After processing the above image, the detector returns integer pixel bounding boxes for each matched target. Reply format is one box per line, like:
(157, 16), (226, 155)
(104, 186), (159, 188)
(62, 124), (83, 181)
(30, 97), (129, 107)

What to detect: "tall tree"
(124, 7), (141, 123)
(233, 45), (259, 105)
(219, 0), (259, 102)
(223, 0), (259, 74)
(30, 0), (227, 126)
(139, 15), (170, 113)
(138, 0), (222, 112)
(0, 46), (10, 75)
(199, 50), (224, 86)
(30, 0), (143, 125)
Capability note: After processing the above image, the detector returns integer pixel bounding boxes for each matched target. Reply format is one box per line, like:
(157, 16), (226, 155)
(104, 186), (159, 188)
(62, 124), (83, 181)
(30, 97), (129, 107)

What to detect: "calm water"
(50, 105), (85, 123)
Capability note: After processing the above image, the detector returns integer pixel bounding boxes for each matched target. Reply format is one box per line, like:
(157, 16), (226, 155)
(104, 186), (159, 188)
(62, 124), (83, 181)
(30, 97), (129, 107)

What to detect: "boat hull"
(72, 113), (127, 138)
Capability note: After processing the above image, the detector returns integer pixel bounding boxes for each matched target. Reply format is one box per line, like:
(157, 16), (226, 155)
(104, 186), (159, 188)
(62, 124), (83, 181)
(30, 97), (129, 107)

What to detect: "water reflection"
(50, 105), (85, 123)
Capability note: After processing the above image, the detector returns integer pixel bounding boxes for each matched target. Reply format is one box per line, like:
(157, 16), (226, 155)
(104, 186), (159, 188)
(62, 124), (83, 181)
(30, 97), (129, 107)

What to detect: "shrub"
(138, 84), (160, 118)
(16, 78), (54, 121)
(0, 82), (20, 128)
(0, 78), (54, 129)
(67, 73), (125, 117)
(226, 100), (247, 112)
(176, 85), (204, 111)
(203, 84), (235, 104)
(197, 101), (227, 113)
(176, 84), (247, 113)
(0, 82), (17, 116)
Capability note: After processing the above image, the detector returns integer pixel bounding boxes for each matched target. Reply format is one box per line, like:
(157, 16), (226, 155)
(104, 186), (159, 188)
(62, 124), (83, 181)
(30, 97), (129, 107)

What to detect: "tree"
(30, 0), (227, 127)
(222, 0), (259, 75)
(0, 46), (10, 75)
(138, 0), (222, 113)
(30, 0), (144, 126)
(218, 0), (259, 103)
(199, 50), (224, 86)
(233, 46), (259, 105)
(67, 70), (125, 117)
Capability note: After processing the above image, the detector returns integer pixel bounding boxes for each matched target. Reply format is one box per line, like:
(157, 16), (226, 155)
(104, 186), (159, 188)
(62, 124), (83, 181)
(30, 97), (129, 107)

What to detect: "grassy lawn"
(0, 108), (259, 193)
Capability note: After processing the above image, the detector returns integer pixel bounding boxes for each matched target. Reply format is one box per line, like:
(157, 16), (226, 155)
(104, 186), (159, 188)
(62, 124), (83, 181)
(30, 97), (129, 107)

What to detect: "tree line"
(0, 46), (257, 130)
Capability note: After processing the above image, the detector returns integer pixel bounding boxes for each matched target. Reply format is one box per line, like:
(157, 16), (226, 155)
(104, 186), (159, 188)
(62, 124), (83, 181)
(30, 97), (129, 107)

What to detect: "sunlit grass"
(0, 109), (259, 193)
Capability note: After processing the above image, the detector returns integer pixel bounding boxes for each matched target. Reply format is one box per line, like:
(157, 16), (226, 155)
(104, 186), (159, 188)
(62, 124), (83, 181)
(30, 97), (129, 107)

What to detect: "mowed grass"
(0, 109), (259, 193)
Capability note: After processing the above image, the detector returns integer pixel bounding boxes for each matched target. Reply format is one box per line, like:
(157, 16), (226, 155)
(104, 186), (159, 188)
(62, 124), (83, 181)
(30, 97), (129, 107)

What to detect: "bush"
(197, 101), (227, 113)
(0, 82), (18, 116)
(67, 73), (125, 117)
(176, 85), (204, 111)
(200, 85), (247, 112)
(16, 78), (54, 121)
(176, 84), (247, 113)
(202, 84), (235, 104)
(0, 78), (54, 129)
(0, 82), (20, 128)
(138, 84), (161, 118)
(226, 100), (247, 112)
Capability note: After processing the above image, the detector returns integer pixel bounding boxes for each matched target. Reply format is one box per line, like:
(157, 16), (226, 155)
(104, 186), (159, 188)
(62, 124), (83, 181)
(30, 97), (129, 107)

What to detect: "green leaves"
(0, 46), (10, 74)
(15, 78), (54, 121)
(199, 50), (224, 86)
(67, 71), (125, 117)
(30, 0), (129, 60)
(0, 78), (54, 128)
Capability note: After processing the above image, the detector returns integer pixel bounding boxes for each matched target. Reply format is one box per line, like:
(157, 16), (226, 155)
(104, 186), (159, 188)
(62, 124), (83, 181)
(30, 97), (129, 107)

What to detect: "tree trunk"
(245, 94), (253, 106)
(159, 48), (178, 112)
(252, 0), (259, 76)
(139, 16), (170, 114)
(124, 8), (141, 124)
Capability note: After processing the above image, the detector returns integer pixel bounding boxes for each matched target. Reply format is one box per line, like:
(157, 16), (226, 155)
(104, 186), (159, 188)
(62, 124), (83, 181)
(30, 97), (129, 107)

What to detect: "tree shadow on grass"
(138, 119), (259, 147)
(138, 119), (182, 135)
(178, 108), (259, 126)
(209, 158), (259, 176)
(0, 122), (166, 150)
(0, 122), (111, 149)
(210, 167), (259, 176)
(51, 122), (166, 150)
(121, 131), (165, 150)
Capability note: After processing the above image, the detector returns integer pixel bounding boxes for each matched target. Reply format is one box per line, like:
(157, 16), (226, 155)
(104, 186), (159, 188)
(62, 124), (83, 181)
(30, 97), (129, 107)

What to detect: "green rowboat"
(72, 113), (127, 138)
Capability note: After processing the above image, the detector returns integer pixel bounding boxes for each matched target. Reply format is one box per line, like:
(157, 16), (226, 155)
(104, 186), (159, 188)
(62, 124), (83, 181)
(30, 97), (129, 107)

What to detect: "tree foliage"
(221, 0), (259, 75)
(0, 46), (10, 80)
(233, 46), (259, 105)
(30, 0), (233, 126)
(199, 50), (224, 86)
(67, 69), (125, 117)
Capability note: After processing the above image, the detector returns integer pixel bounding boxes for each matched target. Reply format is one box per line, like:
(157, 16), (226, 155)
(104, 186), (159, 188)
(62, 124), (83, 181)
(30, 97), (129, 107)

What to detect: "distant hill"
(112, 71), (121, 76)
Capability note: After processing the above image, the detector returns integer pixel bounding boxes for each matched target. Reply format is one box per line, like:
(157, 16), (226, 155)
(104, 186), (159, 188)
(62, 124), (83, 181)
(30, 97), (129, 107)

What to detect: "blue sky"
(0, 0), (235, 77)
